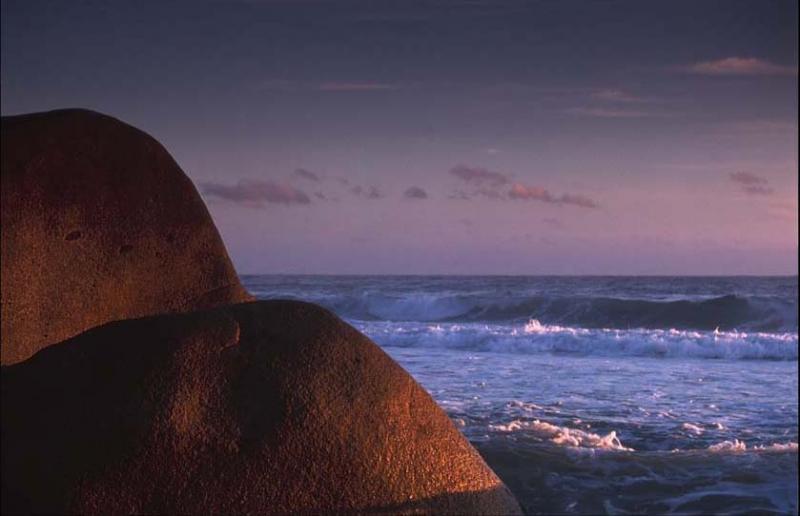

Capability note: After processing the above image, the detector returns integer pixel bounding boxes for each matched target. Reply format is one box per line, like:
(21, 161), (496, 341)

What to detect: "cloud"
(449, 164), (510, 185)
(683, 57), (797, 76)
(200, 179), (311, 207)
(317, 81), (401, 91)
(508, 183), (599, 208)
(448, 190), (472, 200)
(291, 170), (384, 200)
(404, 186), (428, 199)
(729, 171), (768, 185)
(259, 79), (406, 92)
(590, 89), (649, 103)
(729, 172), (774, 195)
(565, 107), (660, 118)
(447, 166), (598, 208)
(508, 184), (553, 202)
(350, 185), (384, 199)
(742, 186), (775, 195)
(294, 168), (321, 182)
(558, 193), (599, 208)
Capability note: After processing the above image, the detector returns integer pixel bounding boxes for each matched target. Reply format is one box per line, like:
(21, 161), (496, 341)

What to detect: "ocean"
(243, 275), (799, 514)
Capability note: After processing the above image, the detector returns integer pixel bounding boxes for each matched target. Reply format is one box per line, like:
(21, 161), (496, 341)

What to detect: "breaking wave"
(489, 419), (634, 451)
(706, 440), (799, 453)
(358, 319), (798, 360)
(265, 290), (797, 332)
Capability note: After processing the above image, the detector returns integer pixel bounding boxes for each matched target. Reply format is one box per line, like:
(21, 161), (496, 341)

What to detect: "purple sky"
(2, 0), (797, 274)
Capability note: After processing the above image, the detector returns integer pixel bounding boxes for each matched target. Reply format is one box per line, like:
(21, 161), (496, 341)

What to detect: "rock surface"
(1, 109), (251, 365)
(1, 300), (521, 514)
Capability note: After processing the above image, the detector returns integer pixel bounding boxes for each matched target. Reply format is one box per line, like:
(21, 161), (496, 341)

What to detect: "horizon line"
(238, 272), (799, 278)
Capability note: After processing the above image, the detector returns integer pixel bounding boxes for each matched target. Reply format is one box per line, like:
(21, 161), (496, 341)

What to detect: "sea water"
(243, 275), (799, 514)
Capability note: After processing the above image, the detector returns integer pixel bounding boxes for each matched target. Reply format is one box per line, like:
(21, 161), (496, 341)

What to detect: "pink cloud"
(509, 183), (599, 208)
(509, 184), (554, 202)
(685, 57), (797, 76)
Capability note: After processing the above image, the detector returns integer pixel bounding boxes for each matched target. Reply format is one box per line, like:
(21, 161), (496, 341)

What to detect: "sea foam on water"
(245, 275), (798, 514)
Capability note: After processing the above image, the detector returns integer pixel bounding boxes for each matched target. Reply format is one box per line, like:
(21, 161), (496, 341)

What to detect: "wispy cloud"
(729, 172), (774, 195)
(294, 168), (321, 182)
(291, 169), (385, 200)
(448, 190), (472, 200)
(559, 87), (668, 118)
(683, 57), (797, 76)
(730, 171), (769, 185)
(564, 106), (661, 119)
(716, 119), (798, 138)
(449, 164), (510, 185)
(318, 81), (401, 91)
(259, 79), (407, 92)
(590, 89), (650, 103)
(404, 186), (429, 199)
(447, 165), (598, 208)
(742, 185), (775, 195)
(201, 179), (311, 207)
(509, 183), (599, 208)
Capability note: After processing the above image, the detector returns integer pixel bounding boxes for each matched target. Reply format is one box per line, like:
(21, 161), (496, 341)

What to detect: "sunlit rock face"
(0, 109), (252, 365)
(1, 300), (521, 515)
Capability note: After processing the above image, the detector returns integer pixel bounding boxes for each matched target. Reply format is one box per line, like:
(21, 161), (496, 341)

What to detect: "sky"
(2, 0), (798, 275)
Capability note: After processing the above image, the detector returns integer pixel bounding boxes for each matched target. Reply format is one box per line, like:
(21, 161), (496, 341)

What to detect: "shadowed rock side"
(1, 300), (521, 515)
(0, 109), (252, 364)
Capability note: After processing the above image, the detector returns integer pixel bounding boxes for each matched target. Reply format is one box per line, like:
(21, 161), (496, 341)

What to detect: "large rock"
(1, 300), (521, 514)
(1, 109), (251, 364)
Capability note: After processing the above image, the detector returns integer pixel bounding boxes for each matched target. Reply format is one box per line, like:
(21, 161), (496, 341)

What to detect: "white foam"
(707, 440), (798, 453)
(507, 400), (544, 411)
(489, 419), (634, 451)
(708, 439), (747, 452)
(358, 319), (799, 360)
(682, 422), (704, 435)
(523, 318), (578, 334)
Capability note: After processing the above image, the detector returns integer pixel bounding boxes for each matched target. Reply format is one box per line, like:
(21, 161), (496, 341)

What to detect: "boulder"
(1, 300), (521, 514)
(1, 109), (251, 364)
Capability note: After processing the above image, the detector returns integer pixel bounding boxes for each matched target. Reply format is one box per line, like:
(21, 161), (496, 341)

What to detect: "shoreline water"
(245, 275), (799, 514)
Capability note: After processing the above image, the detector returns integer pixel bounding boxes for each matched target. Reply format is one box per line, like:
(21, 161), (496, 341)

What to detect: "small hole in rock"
(65, 230), (82, 241)
(119, 244), (134, 254)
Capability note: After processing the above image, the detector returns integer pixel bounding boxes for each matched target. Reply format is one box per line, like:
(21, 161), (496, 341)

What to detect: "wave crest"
(359, 320), (798, 360)
(707, 440), (798, 453)
(268, 290), (797, 332)
(489, 419), (634, 451)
